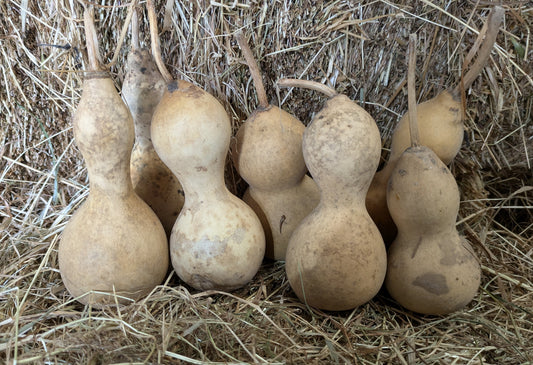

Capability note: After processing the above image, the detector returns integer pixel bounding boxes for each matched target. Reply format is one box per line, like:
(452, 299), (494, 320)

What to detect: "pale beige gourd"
(147, 1), (265, 290)
(123, 10), (184, 236)
(278, 79), (387, 311)
(58, 8), (168, 307)
(231, 33), (319, 260)
(366, 6), (505, 244)
(385, 35), (480, 315)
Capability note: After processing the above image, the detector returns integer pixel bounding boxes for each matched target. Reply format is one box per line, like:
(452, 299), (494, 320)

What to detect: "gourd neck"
(177, 167), (230, 203)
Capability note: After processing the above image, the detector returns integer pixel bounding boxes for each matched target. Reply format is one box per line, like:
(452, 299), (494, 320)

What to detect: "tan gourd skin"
(366, 90), (463, 244)
(233, 106), (320, 260)
(285, 94), (387, 311)
(366, 6), (504, 245)
(151, 80), (265, 291)
(123, 48), (185, 236)
(59, 75), (169, 307)
(385, 146), (480, 315)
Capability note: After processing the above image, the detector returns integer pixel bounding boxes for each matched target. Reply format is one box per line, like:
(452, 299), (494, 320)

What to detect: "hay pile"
(1, 0), (532, 363)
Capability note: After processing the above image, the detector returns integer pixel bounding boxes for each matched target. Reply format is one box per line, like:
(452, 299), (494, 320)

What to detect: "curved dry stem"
(83, 7), (101, 71)
(236, 32), (268, 109)
(131, 7), (139, 51)
(407, 33), (420, 148)
(277, 78), (338, 98)
(453, 6), (505, 96)
(146, 0), (173, 83)
(105, 0), (138, 68)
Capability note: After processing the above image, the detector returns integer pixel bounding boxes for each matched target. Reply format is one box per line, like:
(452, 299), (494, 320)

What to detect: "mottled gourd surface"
(285, 94), (387, 311)
(59, 75), (169, 307)
(385, 146), (480, 315)
(151, 80), (265, 291)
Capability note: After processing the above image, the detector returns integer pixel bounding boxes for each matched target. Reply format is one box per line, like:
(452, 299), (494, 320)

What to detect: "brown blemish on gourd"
(167, 81), (179, 92)
(412, 273), (449, 295)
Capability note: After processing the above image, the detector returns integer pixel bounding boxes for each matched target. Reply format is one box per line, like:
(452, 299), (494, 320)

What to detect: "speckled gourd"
(278, 79), (387, 311)
(366, 6), (505, 245)
(123, 47), (185, 236)
(231, 33), (319, 260)
(58, 9), (169, 307)
(151, 80), (266, 290)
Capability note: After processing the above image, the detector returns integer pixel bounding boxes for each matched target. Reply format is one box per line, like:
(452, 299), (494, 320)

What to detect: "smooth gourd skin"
(59, 75), (169, 307)
(123, 49), (185, 236)
(232, 106), (320, 260)
(285, 95), (387, 311)
(151, 80), (265, 291)
(366, 90), (463, 245)
(385, 146), (480, 315)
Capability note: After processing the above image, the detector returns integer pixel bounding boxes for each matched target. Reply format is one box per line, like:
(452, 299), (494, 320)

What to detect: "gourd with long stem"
(231, 32), (320, 260)
(385, 34), (481, 315)
(278, 79), (387, 311)
(58, 8), (169, 307)
(123, 7), (184, 237)
(366, 6), (505, 244)
(147, 1), (265, 290)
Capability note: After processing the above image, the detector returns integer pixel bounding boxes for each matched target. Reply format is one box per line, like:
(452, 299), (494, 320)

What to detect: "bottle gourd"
(385, 35), (480, 315)
(58, 8), (169, 307)
(123, 9), (184, 236)
(232, 32), (319, 260)
(366, 6), (504, 244)
(147, 0), (265, 291)
(278, 79), (387, 311)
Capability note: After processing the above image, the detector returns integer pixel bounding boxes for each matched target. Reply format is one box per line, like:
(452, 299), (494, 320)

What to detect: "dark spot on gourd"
(449, 107), (459, 113)
(195, 166), (208, 172)
(168, 81), (179, 92)
(412, 272), (449, 295)
(441, 167), (449, 174)
(398, 169), (407, 176)
(411, 236), (422, 258)
(140, 67), (147, 74)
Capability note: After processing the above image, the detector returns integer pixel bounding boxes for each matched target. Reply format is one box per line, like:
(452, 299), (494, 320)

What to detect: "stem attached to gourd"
(236, 32), (269, 109)
(131, 7), (139, 51)
(83, 7), (101, 72)
(146, 0), (173, 83)
(407, 33), (420, 148)
(277, 79), (338, 99)
(452, 6), (505, 96)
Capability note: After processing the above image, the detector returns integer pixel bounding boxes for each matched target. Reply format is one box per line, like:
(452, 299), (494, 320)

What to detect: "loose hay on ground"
(1, 1), (532, 364)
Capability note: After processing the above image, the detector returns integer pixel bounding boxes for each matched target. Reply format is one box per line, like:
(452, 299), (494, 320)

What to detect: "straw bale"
(1, 0), (532, 364)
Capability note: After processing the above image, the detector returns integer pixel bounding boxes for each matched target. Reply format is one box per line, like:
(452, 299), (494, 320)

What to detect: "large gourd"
(278, 79), (387, 311)
(123, 9), (184, 236)
(231, 33), (319, 260)
(58, 8), (169, 307)
(147, 1), (265, 290)
(366, 6), (504, 244)
(385, 35), (480, 315)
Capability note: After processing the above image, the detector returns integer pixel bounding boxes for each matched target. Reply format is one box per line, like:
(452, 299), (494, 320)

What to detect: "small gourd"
(58, 8), (169, 307)
(385, 35), (480, 315)
(366, 6), (504, 244)
(122, 9), (184, 236)
(147, 1), (265, 290)
(231, 32), (319, 260)
(278, 79), (387, 311)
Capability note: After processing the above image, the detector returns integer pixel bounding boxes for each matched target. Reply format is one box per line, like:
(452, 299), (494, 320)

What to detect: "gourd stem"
(131, 7), (139, 51)
(236, 32), (269, 109)
(277, 78), (338, 98)
(105, 0), (138, 68)
(146, 0), (173, 83)
(452, 6), (504, 96)
(407, 33), (420, 148)
(83, 7), (101, 71)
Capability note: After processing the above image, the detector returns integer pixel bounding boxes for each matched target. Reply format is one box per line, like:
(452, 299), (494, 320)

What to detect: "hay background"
(1, 0), (532, 364)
